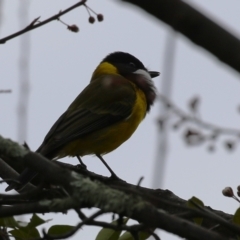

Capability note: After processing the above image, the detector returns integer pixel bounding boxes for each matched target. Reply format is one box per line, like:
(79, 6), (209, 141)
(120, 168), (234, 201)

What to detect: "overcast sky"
(1, 1), (240, 239)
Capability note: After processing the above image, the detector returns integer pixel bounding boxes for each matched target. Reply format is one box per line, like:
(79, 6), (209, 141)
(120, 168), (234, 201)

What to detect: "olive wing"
(37, 74), (136, 157)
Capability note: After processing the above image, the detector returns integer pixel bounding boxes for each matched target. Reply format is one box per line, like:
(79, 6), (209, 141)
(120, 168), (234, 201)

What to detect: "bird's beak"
(149, 71), (160, 78)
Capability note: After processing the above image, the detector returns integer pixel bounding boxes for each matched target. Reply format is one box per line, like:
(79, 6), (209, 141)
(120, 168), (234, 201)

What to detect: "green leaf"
(7, 214), (48, 239)
(138, 231), (152, 240)
(0, 217), (20, 228)
(119, 230), (152, 240)
(9, 229), (29, 239)
(16, 221), (29, 228)
(187, 196), (204, 208)
(95, 218), (129, 240)
(27, 214), (47, 228)
(9, 227), (40, 239)
(233, 208), (240, 225)
(119, 232), (134, 240)
(48, 225), (75, 236)
(187, 196), (204, 226)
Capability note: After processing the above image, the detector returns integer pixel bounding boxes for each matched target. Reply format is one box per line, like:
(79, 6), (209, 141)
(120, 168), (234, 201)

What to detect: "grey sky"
(1, 0), (240, 239)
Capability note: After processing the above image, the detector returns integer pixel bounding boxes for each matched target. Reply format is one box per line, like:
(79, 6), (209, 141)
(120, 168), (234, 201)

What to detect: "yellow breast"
(59, 86), (147, 157)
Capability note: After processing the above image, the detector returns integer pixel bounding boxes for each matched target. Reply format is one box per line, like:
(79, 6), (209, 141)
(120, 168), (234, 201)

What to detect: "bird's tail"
(5, 168), (37, 192)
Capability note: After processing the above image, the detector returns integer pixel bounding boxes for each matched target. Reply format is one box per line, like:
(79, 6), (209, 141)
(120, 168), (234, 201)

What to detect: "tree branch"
(0, 0), (87, 44)
(158, 94), (240, 137)
(122, 0), (240, 75)
(0, 195), (228, 240)
(41, 210), (104, 240)
(0, 135), (239, 239)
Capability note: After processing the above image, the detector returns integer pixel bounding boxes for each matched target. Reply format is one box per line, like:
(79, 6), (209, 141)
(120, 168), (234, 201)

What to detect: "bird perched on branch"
(6, 51), (159, 192)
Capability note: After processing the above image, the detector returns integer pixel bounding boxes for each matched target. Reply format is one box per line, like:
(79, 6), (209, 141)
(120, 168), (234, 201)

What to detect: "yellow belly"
(58, 88), (147, 157)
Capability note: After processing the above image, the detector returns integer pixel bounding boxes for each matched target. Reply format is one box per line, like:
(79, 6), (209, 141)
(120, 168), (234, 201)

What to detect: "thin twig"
(158, 94), (240, 137)
(0, 0), (87, 44)
(149, 231), (161, 240)
(188, 199), (240, 235)
(41, 210), (104, 240)
(0, 179), (20, 185)
(0, 90), (12, 93)
(137, 176), (144, 187)
(74, 208), (87, 220)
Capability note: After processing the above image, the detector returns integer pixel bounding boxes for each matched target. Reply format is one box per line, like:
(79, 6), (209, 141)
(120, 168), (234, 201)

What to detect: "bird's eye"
(129, 62), (136, 68)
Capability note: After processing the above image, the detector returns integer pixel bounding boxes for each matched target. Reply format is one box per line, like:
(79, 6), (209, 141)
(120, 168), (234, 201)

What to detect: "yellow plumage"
(58, 85), (147, 157)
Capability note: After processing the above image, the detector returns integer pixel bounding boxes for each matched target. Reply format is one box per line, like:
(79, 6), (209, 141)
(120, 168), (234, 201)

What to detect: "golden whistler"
(6, 52), (159, 191)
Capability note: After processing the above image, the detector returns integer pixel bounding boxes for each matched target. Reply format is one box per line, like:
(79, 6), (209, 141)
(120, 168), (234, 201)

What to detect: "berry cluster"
(84, 4), (104, 24)
(58, 4), (104, 33)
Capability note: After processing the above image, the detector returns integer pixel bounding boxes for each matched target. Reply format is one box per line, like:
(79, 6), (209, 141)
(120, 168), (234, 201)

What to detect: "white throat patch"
(133, 69), (152, 82)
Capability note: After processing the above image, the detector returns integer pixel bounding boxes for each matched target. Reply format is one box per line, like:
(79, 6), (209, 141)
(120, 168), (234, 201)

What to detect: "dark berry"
(97, 14), (104, 22)
(89, 16), (95, 24)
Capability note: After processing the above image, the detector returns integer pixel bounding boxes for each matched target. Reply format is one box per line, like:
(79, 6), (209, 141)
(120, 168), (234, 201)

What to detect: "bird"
(6, 51), (159, 191)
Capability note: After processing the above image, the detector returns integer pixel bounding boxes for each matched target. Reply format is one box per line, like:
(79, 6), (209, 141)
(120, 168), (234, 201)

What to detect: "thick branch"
(0, 135), (238, 240)
(122, 0), (240, 75)
(0, 183), (228, 240)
